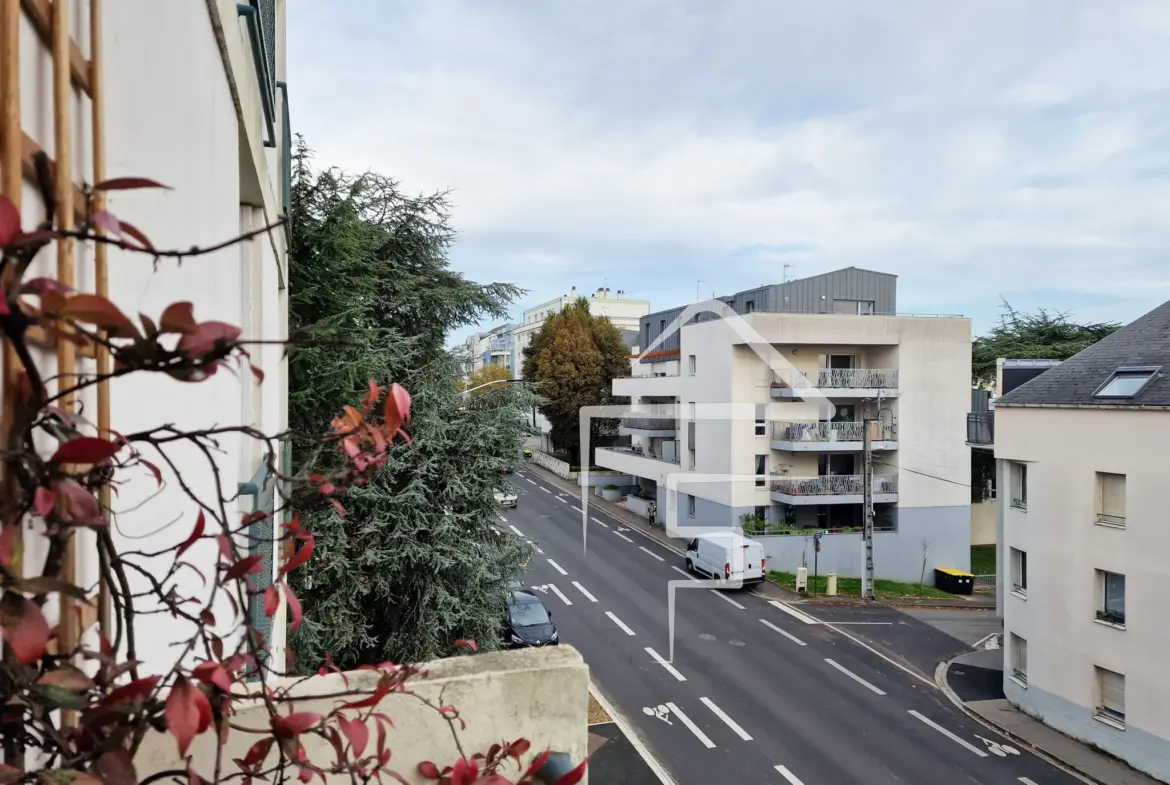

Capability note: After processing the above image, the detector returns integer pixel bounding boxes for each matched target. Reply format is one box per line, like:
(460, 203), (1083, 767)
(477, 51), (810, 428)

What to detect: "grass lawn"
(766, 571), (954, 600)
(970, 545), (997, 575)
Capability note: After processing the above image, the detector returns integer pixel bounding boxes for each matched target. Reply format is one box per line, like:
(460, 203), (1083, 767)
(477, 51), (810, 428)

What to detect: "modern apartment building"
(994, 301), (1170, 781)
(596, 268), (973, 581)
(3, 0), (290, 674)
(462, 323), (519, 376)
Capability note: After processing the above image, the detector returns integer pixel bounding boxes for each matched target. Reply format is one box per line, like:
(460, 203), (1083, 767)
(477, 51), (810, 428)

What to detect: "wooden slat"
(24, 325), (96, 359)
(19, 131), (87, 221)
(20, 0), (91, 95)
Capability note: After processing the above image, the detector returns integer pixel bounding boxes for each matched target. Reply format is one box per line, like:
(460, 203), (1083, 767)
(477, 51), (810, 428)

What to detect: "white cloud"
(289, 0), (1170, 334)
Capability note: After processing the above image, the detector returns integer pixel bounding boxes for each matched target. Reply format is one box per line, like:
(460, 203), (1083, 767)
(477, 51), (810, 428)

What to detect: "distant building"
(461, 323), (519, 377)
(994, 300), (1169, 780)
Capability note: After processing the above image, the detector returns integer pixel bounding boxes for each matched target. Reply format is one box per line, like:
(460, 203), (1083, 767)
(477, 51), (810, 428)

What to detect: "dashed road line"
(555, 496), (568, 504)
(540, 487), (552, 494)
(498, 515), (508, 523)
(572, 581), (598, 602)
(908, 710), (988, 757)
(773, 765), (805, 785)
(671, 566), (697, 581)
(606, 611), (636, 636)
(709, 590), (745, 609)
(699, 697), (752, 741)
(824, 658), (887, 696)
(759, 619), (806, 646)
(525, 539), (544, 555)
(1018, 779), (1039, 785)
(546, 583), (573, 606)
(768, 600), (820, 625)
(613, 531), (634, 543)
(638, 546), (665, 562)
(590, 517), (609, 528)
(645, 647), (686, 682)
(508, 524), (525, 537)
(665, 702), (714, 748)
(547, 559), (568, 576)
(523, 478), (537, 485)
(572, 506), (584, 513)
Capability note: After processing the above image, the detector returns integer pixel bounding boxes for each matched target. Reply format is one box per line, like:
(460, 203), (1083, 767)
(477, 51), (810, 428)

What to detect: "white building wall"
(996, 406), (1170, 781)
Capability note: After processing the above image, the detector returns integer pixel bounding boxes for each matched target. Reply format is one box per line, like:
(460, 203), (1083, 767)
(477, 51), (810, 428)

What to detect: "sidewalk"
(942, 649), (1162, 785)
(522, 463), (995, 610)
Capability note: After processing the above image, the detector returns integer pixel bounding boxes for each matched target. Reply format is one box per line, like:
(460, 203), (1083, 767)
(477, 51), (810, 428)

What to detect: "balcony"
(770, 368), (899, 399)
(619, 415), (677, 437)
(488, 339), (511, 354)
(596, 444), (681, 484)
(770, 421), (898, 452)
(967, 411), (994, 448)
(769, 473), (899, 505)
(613, 369), (681, 397)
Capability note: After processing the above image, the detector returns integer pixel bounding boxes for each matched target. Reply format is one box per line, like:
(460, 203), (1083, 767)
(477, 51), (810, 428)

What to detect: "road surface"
(498, 468), (1082, 785)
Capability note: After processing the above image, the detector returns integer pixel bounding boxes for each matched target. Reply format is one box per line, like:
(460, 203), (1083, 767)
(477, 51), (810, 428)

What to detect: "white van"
(684, 532), (766, 586)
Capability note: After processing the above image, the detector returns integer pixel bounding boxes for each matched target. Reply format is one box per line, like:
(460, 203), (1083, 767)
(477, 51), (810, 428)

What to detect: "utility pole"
(696, 280), (705, 303)
(862, 411), (876, 601)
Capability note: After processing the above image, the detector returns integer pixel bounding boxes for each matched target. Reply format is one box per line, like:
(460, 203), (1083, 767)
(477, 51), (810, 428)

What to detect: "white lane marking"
(555, 496), (568, 504)
(613, 531), (634, 543)
(671, 566), (697, 581)
(546, 583), (573, 606)
(508, 524), (525, 537)
(590, 685), (677, 785)
(498, 515), (508, 522)
(572, 581), (598, 602)
(524, 478), (537, 485)
(663, 702), (714, 749)
(572, 506), (584, 513)
(908, 710), (988, 757)
(638, 546), (665, 562)
(699, 697), (752, 741)
(540, 487), (552, 494)
(709, 590), (745, 609)
(645, 648), (686, 682)
(547, 559), (568, 576)
(606, 611), (636, 636)
(759, 619), (806, 646)
(774, 765), (805, 785)
(824, 658), (887, 696)
(1018, 779), (1039, 785)
(591, 517), (609, 528)
(768, 600), (820, 625)
(525, 539), (544, 555)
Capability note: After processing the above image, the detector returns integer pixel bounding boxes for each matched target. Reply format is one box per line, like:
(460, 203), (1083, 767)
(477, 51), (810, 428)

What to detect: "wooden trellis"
(0, 0), (111, 691)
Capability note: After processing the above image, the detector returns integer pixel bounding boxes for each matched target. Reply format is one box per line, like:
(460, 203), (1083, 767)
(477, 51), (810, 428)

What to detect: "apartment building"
(994, 301), (1170, 781)
(596, 268), (973, 582)
(3, 0), (290, 674)
(462, 322), (519, 376)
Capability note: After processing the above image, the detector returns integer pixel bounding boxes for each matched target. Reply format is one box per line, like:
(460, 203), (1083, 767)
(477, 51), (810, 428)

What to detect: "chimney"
(570, 286), (576, 297)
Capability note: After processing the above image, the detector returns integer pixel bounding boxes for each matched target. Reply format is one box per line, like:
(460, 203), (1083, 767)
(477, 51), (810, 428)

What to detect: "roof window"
(1093, 367), (1160, 399)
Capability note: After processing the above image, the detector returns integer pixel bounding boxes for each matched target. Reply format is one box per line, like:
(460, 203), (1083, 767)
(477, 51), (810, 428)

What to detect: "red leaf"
(118, 219), (154, 250)
(250, 363), (265, 385)
(199, 609), (216, 627)
(91, 210), (122, 238)
(274, 712), (323, 737)
(159, 301), (197, 334)
(417, 762), (441, 781)
(177, 511), (205, 559)
(338, 683), (389, 710)
(450, 758), (477, 785)
(177, 321), (242, 357)
(283, 584), (303, 632)
(186, 763), (203, 785)
(512, 740), (535, 764)
(383, 383), (411, 435)
(328, 497), (345, 519)
(216, 535), (236, 563)
(101, 675), (160, 707)
(32, 487), (54, 517)
(93, 176), (172, 191)
(192, 660), (233, 693)
(141, 458), (164, 487)
(338, 715), (370, 757)
(23, 277), (72, 294)
(264, 585), (280, 618)
(0, 592), (49, 664)
(241, 738), (273, 768)
(452, 639), (478, 652)
(51, 436), (122, 465)
(0, 195), (19, 245)
(279, 532), (314, 577)
(165, 676), (211, 756)
(222, 554), (263, 581)
(95, 748), (138, 785)
(0, 524), (19, 571)
(59, 293), (141, 340)
(51, 479), (108, 527)
(551, 759), (588, 785)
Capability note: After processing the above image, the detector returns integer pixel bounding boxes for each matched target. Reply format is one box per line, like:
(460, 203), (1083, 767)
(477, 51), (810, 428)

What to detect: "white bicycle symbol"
(976, 735), (1020, 757)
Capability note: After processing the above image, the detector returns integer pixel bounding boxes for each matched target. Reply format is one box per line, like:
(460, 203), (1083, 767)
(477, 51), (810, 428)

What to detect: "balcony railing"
(621, 370), (681, 378)
(770, 368), (899, 391)
(621, 416), (677, 431)
(488, 340), (510, 353)
(769, 474), (899, 496)
(771, 421), (897, 443)
(602, 444), (680, 464)
(967, 411), (994, 445)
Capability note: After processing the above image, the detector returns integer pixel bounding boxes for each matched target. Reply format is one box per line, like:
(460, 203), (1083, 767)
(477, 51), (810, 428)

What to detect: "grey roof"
(997, 300), (1170, 407)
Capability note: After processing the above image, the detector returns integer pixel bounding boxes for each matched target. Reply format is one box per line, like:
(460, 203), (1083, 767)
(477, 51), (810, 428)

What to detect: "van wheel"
(685, 559), (693, 573)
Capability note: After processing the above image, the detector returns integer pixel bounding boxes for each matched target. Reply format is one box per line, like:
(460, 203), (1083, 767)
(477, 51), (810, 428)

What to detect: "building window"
(754, 505), (768, 521)
(688, 448), (696, 471)
(690, 402), (696, 421)
(1010, 633), (1027, 686)
(1010, 548), (1027, 597)
(1094, 367), (1158, 399)
(688, 355), (696, 375)
(755, 455), (767, 487)
(1095, 667), (1125, 728)
(745, 300), (755, 313)
(1010, 462), (1027, 510)
(687, 494), (696, 518)
(659, 319), (666, 335)
(1097, 571), (1125, 626)
(755, 404), (766, 436)
(1096, 472), (1125, 527)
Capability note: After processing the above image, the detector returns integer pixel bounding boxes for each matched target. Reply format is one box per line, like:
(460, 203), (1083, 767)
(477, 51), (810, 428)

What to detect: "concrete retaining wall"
(531, 449), (573, 479)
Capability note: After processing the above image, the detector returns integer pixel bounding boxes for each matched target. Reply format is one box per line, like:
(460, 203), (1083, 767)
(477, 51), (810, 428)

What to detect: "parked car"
(504, 590), (558, 648)
(497, 465), (514, 474)
(684, 531), (766, 586)
(494, 485), (518, 508)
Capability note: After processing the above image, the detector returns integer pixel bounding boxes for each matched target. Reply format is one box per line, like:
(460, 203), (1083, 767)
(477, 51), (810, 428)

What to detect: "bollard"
(826, 573), (838, 596)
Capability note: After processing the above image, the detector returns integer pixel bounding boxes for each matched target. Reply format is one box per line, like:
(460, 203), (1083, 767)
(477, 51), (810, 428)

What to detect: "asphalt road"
(501, 468), (1083, 785)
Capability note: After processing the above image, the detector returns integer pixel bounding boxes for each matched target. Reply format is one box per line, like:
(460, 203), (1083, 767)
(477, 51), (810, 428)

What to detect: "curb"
(934, 656), (1097, 785)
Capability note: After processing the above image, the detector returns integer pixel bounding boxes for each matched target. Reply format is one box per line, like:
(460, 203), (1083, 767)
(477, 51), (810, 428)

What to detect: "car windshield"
(508, 598), (550, 626)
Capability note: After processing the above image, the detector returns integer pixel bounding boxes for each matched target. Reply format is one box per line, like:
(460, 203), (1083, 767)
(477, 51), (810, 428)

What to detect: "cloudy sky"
(288, 1), (1170, 340)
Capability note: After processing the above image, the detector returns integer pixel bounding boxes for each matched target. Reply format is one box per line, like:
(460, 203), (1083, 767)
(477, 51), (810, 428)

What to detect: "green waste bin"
(934, 568), (974, 596)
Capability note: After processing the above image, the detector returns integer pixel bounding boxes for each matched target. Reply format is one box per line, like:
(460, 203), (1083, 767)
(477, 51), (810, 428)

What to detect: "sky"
(287, 1), (1170, 342)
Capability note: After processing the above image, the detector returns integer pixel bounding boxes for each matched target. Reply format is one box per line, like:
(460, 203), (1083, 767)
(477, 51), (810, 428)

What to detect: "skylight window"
(1094, 367), (1160, 399)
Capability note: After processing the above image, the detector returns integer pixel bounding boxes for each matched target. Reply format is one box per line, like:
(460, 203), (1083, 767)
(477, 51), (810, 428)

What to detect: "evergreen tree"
(287, 140), (536, 670)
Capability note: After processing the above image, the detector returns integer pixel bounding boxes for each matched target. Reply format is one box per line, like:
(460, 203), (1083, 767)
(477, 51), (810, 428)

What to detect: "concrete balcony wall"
(136, 647), (590, 785)
(613, 374), (681, 398)
(596, 446), (680, 485)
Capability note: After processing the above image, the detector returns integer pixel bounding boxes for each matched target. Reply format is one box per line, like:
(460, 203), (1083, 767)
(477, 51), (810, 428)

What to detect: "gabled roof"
(997, 300), (1170, 408)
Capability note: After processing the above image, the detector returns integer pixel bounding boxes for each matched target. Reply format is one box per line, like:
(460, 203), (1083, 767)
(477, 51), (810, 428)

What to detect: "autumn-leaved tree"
(522, 299), (628, 463)
(464, 363), (513, 396)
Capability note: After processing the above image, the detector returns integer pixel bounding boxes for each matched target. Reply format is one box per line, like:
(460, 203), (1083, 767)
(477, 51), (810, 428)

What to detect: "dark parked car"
(504, 590), (558, 648)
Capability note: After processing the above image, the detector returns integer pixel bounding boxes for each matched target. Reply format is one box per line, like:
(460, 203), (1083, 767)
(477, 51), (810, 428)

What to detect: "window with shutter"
(1096, 667), (1125, 725)
(755, 455), (767, 487)
(1096, 473), (1126, 527)
(1010, 633), (1027, 685)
